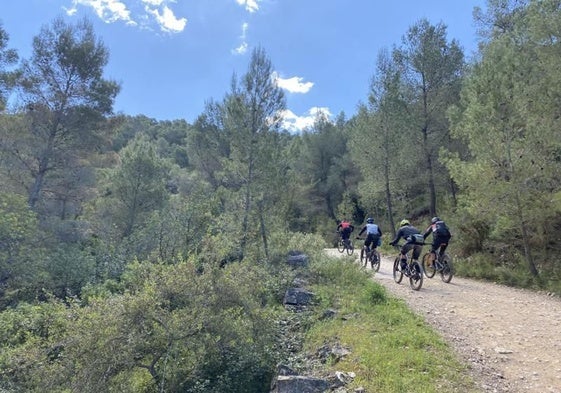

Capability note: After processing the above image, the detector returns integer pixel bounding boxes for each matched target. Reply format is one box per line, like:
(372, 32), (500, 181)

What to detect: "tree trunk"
(426, 153), (437, 216)
(28, 151), (50, 208)
(240, 147), (254, 259)
(421, 77), (437, 217)
(383, 145), (396, 237)
(516, 193), (539, 277)
(258, 199), (269, 260)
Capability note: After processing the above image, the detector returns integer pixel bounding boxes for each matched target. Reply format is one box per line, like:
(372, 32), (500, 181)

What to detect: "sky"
(1, 0), (486, 132)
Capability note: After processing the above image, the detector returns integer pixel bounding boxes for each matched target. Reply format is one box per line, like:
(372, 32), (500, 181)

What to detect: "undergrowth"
(454, 253), (561, 296)
(305, 256), (478, 393)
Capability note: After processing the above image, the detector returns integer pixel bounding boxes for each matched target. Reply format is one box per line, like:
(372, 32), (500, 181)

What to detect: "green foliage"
(102, 134), (170, 238)
(291, 115), (355, 222)
(0, 298), (72, 392)
(393, 18), (465, 216)
(0, 192), (47, 307)
(281, 232), (327, 257)
(447, 0), (561, 277)
(454, 252), (561, 295)
(349, 50), (412, 234)
(14, 17), (119, 213)
(0, 192), (37, 256)
(0, 256), (290, 392)
(0, 22), (18, 111)
(45, 244), (96, 298)
(305, 257), (477, 393)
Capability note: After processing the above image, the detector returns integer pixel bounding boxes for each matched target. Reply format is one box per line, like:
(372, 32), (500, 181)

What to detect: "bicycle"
(422, 248), (454, 283)
(392, 244), (423, 291)
(356, 237), (380, 272)
(336, 233), (354, 256)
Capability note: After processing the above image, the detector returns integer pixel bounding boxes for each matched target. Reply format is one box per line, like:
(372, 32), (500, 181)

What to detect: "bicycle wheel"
(409, 261), (423, 290)
(422, 253), (436, 278)
(393, 257), (403, 283)
(337, 238), (344, 253)
(360, 247), (367, 266)
(346, 240), (354, 256)
(370, 250), (381, 272)
(440, 254), (454, 283)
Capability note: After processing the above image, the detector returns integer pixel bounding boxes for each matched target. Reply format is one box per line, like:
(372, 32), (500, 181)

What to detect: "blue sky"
(2, 0), (485, 131)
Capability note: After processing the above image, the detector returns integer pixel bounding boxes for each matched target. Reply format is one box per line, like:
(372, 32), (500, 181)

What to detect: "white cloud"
(281, 107), (333, 133)
(232, 42), (248, 55)
(66, 0), (187, 33)
(236, 0), (260, 13)
(231, 22), (249, 55)
(274, 74), (314, 94)
(145, 4), (187, 32)
(67, 0), (135, 25)
(241, 22), (249, 36)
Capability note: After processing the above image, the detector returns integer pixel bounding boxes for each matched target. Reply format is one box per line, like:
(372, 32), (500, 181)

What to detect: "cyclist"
(356, 217), (382, 253)
(423, 216), (452, 265)
(389, 219), (423, 271)
(336, 219), (354, 247)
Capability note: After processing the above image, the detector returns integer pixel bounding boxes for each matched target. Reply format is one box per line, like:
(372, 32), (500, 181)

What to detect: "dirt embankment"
(328, 248), (561, 393)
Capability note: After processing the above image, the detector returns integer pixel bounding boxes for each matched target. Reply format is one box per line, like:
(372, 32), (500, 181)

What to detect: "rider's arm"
(389, 229), (401, 245)
(422, 226), (431, 239)
(357, 226), (366, 236)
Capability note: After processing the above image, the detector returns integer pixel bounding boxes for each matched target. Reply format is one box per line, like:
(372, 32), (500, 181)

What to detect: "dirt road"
(330, 249), (561, 392)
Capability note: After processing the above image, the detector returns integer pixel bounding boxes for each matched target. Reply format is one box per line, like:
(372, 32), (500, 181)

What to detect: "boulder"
(270, 375), (330, 393)
(284, 287), (315, 306)
(286, 251), (309, 268)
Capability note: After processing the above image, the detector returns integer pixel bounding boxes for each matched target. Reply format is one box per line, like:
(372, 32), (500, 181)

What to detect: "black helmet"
(431, 217), (440, 224)
(366, 217), (374, 224)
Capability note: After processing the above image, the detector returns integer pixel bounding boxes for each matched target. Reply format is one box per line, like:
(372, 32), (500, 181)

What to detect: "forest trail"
(326, 248), (561, 393)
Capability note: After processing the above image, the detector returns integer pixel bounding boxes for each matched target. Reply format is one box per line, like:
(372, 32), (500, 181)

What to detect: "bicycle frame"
(337, 233), (354, 256)
(392, 244), (423, 290)
(422, 247), (454, 283)
(357, 237), (380, 272)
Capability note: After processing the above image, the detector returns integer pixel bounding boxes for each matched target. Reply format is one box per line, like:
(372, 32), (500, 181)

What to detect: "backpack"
(435, 221), (451, 237)
(407, 233), (425, 245)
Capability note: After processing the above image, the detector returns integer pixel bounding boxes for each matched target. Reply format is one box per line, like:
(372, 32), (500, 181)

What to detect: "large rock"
(270, 375), (330, 393)
(283, 287), (315, 306)
(286, 251), (309, 268)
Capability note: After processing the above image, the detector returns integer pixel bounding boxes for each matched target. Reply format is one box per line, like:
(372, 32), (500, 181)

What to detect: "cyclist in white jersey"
(357, 217), (382, 253)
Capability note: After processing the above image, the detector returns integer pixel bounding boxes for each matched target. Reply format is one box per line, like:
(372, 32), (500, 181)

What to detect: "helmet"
(366, 217), (374, 224)
(399, 219), (410, 227)
(431, 217), (440, 224)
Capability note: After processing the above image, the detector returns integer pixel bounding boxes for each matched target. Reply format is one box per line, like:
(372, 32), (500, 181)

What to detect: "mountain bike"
(336, 233), (354, 255)
(392, 244), (423, 291)
(422, 248), (454, 283)
(357, 237), (380, 271)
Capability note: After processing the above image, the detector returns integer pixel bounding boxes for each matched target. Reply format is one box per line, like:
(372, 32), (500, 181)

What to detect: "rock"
(494, 348), (513, 354)
(270, 375), (330, 393)
(286, 251), (309, 268)
(284, 287), (315, 306)
(334, 370), (356, 385)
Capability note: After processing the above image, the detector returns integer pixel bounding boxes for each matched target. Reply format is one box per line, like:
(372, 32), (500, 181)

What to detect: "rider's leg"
(438, 240), (449, 259)
(412, 244), (422, 261)
(401, 244), (412, 270)
(365, 236), (373, 253)
(427, 242), (438, 265)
